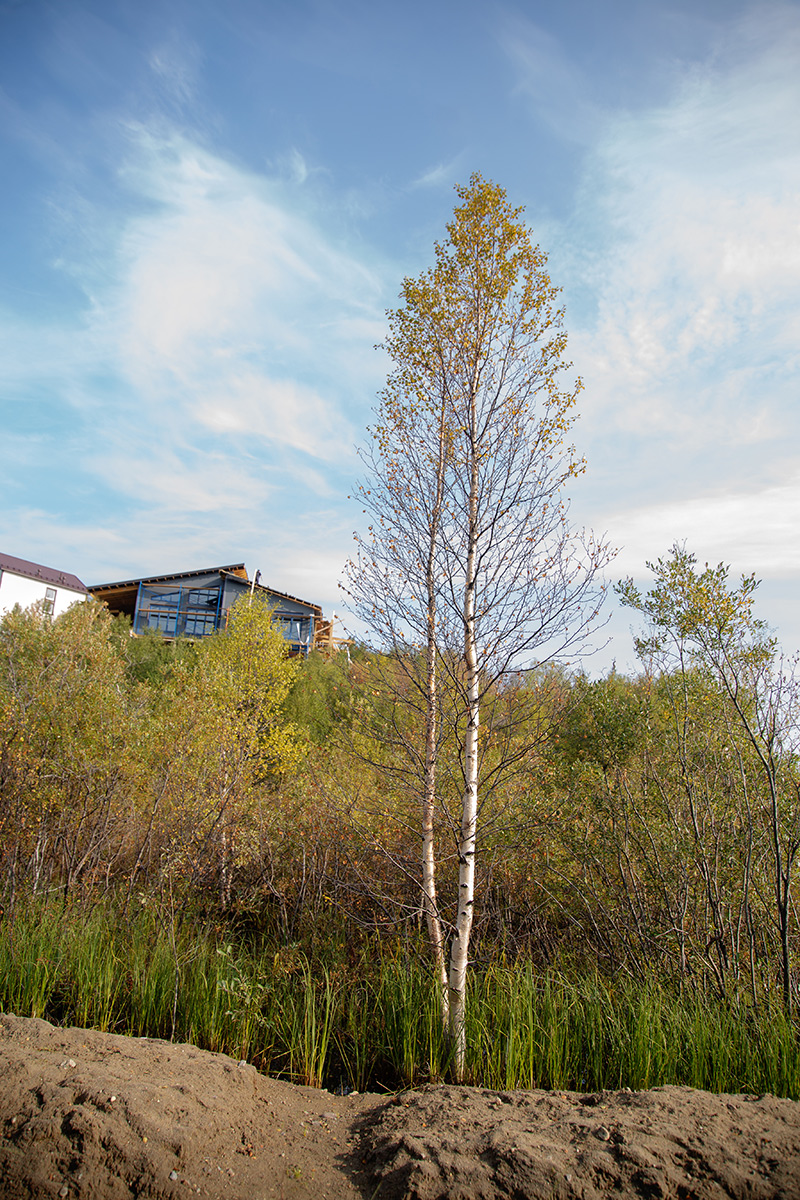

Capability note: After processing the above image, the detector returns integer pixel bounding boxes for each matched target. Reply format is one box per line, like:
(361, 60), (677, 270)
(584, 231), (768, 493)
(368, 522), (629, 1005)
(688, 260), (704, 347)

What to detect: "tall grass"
(2, 893), (799, 1098)
(468, 966), (800, 1095)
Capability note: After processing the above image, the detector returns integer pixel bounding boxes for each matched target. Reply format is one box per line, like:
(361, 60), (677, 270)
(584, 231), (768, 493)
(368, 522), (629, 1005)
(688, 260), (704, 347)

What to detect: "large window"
(134, 584), (222, 637)
(275, 612), (312, 653)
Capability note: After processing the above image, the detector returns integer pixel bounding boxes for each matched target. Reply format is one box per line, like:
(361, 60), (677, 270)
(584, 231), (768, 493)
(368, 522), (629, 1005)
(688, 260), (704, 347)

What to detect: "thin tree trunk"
(423, 627), (448, 1017)
(422, 395), (449, 1021)
(449, 394), (480, 1081)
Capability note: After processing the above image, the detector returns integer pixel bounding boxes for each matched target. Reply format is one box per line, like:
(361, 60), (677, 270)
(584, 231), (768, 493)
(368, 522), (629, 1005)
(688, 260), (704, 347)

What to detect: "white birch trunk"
(423, 394), (450, 1020)
(448, 398), (480, 1081)
(422, 633), (448, 1018)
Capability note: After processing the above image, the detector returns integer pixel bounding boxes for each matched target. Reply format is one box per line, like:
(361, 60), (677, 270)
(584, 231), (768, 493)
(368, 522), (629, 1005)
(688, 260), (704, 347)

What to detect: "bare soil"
(2, 1012), (800, 1199)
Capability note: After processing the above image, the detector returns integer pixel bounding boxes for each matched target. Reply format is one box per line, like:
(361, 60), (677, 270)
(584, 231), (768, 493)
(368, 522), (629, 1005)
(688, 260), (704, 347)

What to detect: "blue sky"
(1, 0), (799, 672)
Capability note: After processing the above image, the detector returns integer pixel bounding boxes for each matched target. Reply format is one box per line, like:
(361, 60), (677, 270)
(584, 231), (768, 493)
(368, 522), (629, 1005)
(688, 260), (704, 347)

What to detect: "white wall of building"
(0, 570), (86, 619)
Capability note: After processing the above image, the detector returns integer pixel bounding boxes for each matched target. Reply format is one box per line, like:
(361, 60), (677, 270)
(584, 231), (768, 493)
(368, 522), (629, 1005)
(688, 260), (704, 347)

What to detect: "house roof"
(0, 552), (86, 594)
(87, 564), (322, 618)
(88, 564), (249, 591)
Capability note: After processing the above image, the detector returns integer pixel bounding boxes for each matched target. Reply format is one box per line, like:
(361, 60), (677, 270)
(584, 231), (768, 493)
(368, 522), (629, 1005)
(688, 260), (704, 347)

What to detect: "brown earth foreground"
(2, 1014), (800, 1200)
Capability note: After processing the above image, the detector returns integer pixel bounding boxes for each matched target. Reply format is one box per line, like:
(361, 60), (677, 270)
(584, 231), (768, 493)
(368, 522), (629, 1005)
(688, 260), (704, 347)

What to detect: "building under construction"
(88, 563), (344, 657)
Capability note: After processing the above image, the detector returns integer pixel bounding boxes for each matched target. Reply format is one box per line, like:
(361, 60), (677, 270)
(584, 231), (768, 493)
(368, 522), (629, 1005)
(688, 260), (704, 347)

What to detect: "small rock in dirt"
(594, 1125), (611, 1141)
(60, 1058), (77, 1069)
(169, 1170), (178, 1181)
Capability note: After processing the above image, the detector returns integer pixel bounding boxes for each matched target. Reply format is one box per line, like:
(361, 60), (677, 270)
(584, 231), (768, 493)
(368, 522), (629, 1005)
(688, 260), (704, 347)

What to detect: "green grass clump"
(0, 899), (63, 1018)
(2, 892), (799, 1098)
(463, 968), (800, 1097)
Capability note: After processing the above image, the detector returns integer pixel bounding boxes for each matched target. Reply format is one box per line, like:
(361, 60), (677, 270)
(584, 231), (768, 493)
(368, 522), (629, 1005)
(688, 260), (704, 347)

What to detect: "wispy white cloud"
(500, 15), (603, 144)
(194, 374), (344, 460)
(542, 3), (800, 622)
(0, 119), (388, 587)
(527, 5), (800, 672)
(567, 5), (800, 453)
(0, 489), (357, 601)
(147, 35), (202, 108)
(0, 504), (205, 586)
(286, 147), (309, 185)
(42, 125), (387, 477)
(606, 470), (800, 580)
(412, 155), (465, 189)
(85, 439), (273, 513)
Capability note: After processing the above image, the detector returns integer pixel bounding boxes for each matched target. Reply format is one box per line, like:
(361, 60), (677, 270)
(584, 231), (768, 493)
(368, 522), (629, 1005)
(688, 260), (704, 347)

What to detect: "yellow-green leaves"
(617, 544), (774, 668)
(0, 595), (305, 896)
(173, 597), (305, 787)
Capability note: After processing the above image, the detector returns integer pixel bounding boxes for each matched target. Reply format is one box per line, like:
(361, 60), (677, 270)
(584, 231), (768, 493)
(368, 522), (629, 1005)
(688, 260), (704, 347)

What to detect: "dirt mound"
(361, 1083), (800, 1198)
(0, 1014), (373, 1199)
(2, 1013), (800, 1199)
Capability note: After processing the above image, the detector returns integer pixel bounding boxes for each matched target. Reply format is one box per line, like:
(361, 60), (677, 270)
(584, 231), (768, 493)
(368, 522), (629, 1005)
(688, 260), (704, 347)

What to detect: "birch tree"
(345, 291), (454, 1014)
(346, 175), (611, 1078)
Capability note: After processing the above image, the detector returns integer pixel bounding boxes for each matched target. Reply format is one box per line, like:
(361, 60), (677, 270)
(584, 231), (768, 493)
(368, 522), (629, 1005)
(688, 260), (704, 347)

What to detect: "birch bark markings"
(449, 378), (481, 1072)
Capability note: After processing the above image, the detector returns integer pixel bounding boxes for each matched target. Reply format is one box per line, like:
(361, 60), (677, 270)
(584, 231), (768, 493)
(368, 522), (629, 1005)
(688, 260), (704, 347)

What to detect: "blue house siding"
(89, 565), (322, 656)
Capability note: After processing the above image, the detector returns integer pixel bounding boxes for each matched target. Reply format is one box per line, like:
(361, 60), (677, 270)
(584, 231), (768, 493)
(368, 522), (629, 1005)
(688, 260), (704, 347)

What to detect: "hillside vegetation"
(2, 557), (799, 1096)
